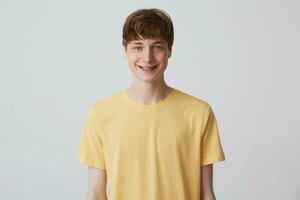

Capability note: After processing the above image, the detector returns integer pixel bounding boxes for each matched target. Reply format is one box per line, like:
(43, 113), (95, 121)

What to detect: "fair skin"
(201, 164), (216, 200)
(124, 37), (173, 104)
(86, 167), (107, 200)
(86, 38), (215, 200)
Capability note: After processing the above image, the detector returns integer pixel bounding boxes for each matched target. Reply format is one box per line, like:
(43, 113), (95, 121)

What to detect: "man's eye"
(154, 45), (164, 50)
(133, 46), (142, 50)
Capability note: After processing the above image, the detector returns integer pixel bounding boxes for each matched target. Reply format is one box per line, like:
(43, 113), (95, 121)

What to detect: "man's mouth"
(137, 65), (158, 71)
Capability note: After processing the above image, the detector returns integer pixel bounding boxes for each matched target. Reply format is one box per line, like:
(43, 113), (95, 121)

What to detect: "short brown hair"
(122, 8), (174, 51)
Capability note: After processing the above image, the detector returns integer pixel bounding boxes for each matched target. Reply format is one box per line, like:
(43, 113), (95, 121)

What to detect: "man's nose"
(143, 48), (154, 62)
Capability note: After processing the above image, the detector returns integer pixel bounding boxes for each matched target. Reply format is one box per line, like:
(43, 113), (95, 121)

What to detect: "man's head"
(122, 8), (174, 83)
(122, 8), (174, 53)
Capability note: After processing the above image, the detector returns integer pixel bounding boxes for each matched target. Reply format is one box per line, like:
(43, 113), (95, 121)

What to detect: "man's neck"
(125, 82), (173, 105)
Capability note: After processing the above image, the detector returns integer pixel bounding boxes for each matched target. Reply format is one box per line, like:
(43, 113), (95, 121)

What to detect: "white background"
(1, 0), (299, 199)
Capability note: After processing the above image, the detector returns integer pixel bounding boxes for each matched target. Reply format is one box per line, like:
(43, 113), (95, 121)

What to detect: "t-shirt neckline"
(122, 88), (177, 111)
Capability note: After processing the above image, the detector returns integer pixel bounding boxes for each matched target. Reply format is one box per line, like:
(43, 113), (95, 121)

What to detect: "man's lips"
(137, 65), (158, 70)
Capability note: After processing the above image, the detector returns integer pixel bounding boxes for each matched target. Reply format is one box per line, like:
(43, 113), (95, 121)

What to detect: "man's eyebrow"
(130, 40), (166, 45)
(152, 41), (165, 44)
(131, 41), (143, 45)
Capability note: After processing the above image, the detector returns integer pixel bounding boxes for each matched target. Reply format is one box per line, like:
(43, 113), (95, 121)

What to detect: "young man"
(76, 8), (225, 200)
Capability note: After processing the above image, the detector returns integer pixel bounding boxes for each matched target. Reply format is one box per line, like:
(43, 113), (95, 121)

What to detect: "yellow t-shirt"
(76, 88), (225, 200)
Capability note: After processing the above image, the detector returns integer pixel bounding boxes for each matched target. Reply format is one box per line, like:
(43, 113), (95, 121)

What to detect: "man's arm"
(86, 167), (107, 200)
(201, 164), (216, 200)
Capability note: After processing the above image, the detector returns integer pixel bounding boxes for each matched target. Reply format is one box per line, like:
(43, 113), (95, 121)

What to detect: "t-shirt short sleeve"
(201, 105), (226, 166)
(76, 108), (106, 169)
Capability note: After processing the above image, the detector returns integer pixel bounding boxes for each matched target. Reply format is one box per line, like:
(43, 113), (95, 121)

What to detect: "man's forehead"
(129, 38), (166, 45)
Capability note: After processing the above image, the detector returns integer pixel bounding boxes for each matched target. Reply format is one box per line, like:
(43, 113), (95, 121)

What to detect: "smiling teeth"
(140, 66), (156, 69)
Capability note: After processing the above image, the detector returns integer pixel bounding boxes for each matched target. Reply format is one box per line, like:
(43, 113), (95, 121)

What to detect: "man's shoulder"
(90, 90), (124, 113)
(175, 88), (210, 110)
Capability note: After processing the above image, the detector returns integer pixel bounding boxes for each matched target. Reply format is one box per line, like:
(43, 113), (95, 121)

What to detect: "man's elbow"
(86, 191), (107, 200)
(201, 190), (216, 200)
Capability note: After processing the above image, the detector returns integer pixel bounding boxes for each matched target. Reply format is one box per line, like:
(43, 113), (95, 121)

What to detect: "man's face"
(125, 38), (171, 83)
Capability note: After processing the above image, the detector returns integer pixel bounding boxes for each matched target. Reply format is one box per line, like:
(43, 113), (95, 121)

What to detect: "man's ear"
(168, 49), (172, 58)
(123, 46), (128, 59)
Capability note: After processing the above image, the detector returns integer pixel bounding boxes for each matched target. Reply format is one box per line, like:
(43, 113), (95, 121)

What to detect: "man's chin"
(133, 74), (158, 83)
